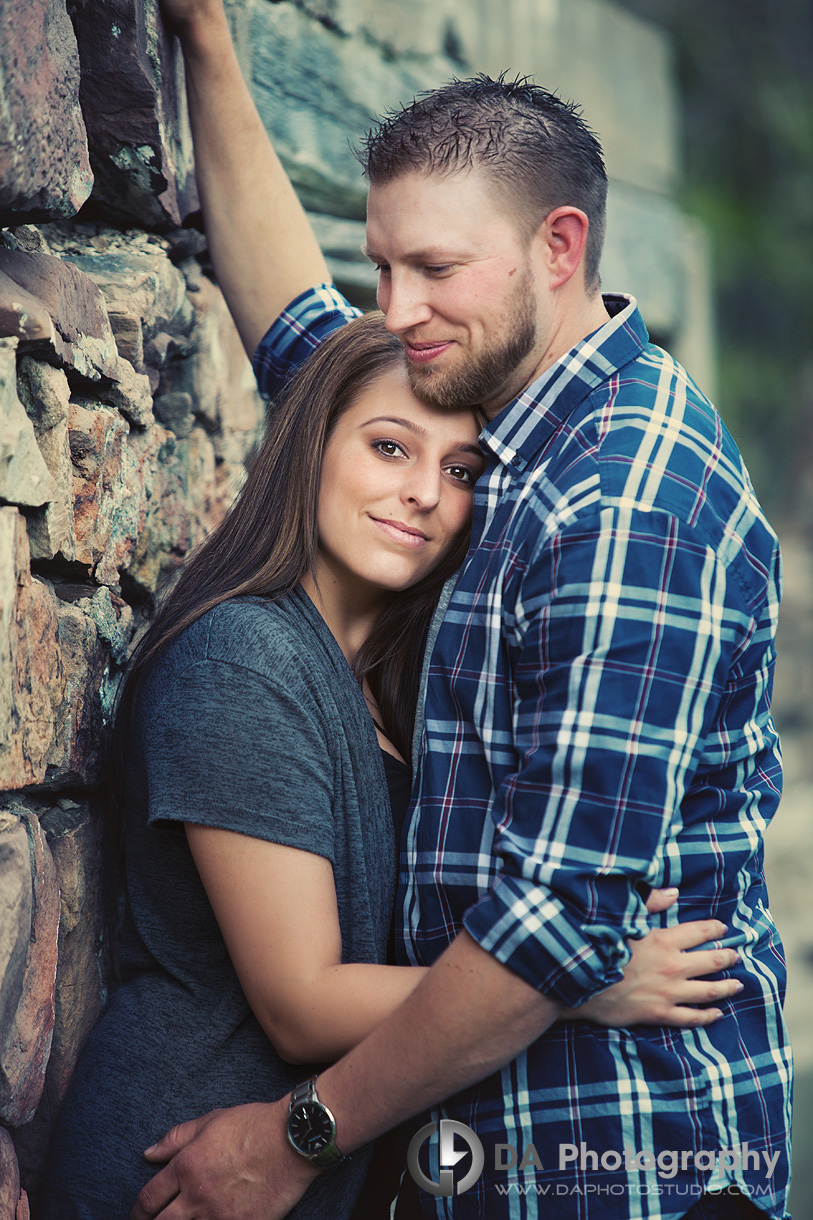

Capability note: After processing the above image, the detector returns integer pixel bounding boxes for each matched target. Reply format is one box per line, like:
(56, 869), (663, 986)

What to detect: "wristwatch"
(286, 1076), (349, 1168)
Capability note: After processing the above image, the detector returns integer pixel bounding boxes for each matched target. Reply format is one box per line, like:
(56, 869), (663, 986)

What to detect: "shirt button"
(511, 455), (522, 467)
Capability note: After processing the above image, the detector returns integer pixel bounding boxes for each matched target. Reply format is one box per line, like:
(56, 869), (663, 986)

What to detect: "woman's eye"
(374, 439), (406, 458)
(446, 465), (474, 484)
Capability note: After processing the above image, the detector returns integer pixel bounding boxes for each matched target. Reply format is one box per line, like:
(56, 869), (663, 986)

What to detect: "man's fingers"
(143, 1117), (210, 1163)
(644, 887), (679, 915)
(131, 1117), (219, 1218)
(130, 1163), (181, 1220)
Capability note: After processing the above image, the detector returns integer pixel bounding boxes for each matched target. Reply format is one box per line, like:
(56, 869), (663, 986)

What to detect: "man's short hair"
(356, 73), (608, 291)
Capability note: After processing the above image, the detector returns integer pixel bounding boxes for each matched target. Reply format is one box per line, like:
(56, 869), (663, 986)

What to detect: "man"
(133, 3), (791, 1218)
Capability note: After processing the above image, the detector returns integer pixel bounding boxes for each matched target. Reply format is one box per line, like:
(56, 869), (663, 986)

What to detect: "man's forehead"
(365, 167), (516, 252)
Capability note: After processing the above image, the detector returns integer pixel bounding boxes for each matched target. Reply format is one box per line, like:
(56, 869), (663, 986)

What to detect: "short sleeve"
(141, 658), (336, 863)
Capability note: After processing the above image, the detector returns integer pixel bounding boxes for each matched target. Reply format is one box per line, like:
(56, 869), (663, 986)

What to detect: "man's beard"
(405, 268), (538, 412)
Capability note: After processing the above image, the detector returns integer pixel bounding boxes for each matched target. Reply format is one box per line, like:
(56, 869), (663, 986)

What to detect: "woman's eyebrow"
(362, 415), (428, 436)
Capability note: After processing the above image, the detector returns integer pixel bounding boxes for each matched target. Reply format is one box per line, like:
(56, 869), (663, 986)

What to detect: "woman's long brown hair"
(113, 311), (474, 774)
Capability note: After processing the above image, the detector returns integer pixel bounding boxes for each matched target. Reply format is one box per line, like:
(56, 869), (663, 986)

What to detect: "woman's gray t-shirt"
(41, 590), (396, 1219)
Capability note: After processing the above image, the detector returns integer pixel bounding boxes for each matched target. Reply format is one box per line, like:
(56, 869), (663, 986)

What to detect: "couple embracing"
(42, 2), (791, 1218)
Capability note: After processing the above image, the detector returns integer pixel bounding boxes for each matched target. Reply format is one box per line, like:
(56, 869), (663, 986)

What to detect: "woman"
(42, 314), (739, 1219)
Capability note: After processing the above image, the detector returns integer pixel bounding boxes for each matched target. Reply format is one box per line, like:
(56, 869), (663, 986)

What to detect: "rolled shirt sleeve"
(462, 504), (754, 1008)
(252, 283), (361, 399)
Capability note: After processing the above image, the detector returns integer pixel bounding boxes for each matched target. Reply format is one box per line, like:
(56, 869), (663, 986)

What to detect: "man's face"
(365, 168), (551, 418)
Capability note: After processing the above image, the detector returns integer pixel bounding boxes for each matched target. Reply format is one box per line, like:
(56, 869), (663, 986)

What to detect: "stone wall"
(0, 0), (706, 1210)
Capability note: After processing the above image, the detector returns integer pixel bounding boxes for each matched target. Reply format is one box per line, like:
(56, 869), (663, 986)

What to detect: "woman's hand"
(565, 888), (742, 1028)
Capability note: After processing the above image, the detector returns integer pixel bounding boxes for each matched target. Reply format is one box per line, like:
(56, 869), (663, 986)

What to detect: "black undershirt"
(380, 748), (412, 846)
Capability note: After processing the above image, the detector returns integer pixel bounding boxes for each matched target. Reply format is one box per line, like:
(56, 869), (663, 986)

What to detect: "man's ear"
(535, 206), (590, 289)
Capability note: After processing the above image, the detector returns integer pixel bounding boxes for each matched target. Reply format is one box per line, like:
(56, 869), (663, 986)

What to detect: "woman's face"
(313, 364), (484, 605)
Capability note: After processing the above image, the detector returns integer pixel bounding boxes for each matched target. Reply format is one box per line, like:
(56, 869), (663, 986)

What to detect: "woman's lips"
(404, 340), (453, 364)
(370, 517), (429, 548)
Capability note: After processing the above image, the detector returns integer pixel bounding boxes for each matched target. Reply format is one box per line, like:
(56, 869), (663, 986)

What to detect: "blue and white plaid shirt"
(256, 286), (791, 1219)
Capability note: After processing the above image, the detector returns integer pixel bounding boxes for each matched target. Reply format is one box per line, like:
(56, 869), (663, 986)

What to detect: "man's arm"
(161, 0), (330, 356)
(131, 916), (737, 1219)
(131, 931), (561, 1220)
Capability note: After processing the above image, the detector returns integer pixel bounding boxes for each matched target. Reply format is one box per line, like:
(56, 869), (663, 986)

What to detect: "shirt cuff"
(462, 873), (633, 1008)
(252, 283), (362, 398)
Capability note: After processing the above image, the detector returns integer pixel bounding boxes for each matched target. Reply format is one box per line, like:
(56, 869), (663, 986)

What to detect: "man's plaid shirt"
(255, 286), (791, 1219)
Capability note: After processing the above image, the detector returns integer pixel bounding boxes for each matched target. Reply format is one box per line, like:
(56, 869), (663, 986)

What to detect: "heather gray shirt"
(42, 590), (395, 1219)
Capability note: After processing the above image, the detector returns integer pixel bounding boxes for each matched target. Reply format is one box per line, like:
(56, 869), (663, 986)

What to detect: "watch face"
(289, 1101), (335, 1155)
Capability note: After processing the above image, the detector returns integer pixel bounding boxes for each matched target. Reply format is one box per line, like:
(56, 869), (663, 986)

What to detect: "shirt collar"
(481, 294), (649, 472)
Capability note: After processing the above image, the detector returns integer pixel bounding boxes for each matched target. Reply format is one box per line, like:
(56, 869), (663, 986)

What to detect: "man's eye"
(425, 265), (452, 275)
(374, 263), (391, 275)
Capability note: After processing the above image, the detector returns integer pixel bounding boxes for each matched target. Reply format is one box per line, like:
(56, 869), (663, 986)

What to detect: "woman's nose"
(401, 460), (442, 510)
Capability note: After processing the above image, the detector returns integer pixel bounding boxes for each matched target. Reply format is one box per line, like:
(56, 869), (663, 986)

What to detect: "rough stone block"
(0, 250), (118, 381)
(65, 250), (189, 342)
(109, 310), (145, 370)
(69, 400), (147, 585)
(0, 1123), (26, 1220)
(466, 0), (678, 196)
(0, 340), (58, 509)
(0, 512), (66, 791)
(24, 419), (76, 563)
(0, 814), (60, 1128)
(16, 359), (76, 562)
(86, 586), (135, 666)
(171, 264), (262, 436)
(48, 601), (110, 790)
(100, 357), (154, 429)
(0, 816), (33, 1057)
(154, 391), (195, 438)
(250, 1), (439, 219)
(290, 0), (478, 64)
(128, 427), (222, 594)
(16, 357), (70, 432)
(307, 212), (376, 305)
(0, 0), (92, 224)
(12, 801), (110, 1189)
(0, 226), (52, 257)
(70, 0), (199, 228)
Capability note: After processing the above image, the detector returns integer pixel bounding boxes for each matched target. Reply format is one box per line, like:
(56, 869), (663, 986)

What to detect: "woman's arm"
(185, 824), (428, 1064)
(188, 820), (739, 1059)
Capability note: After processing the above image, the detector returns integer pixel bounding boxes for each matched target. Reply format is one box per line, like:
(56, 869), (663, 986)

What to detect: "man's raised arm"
(161, 0), (330, 356)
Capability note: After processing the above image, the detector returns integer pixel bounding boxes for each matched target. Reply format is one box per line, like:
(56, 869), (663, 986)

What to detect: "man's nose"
(378, 270), (433, 334)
